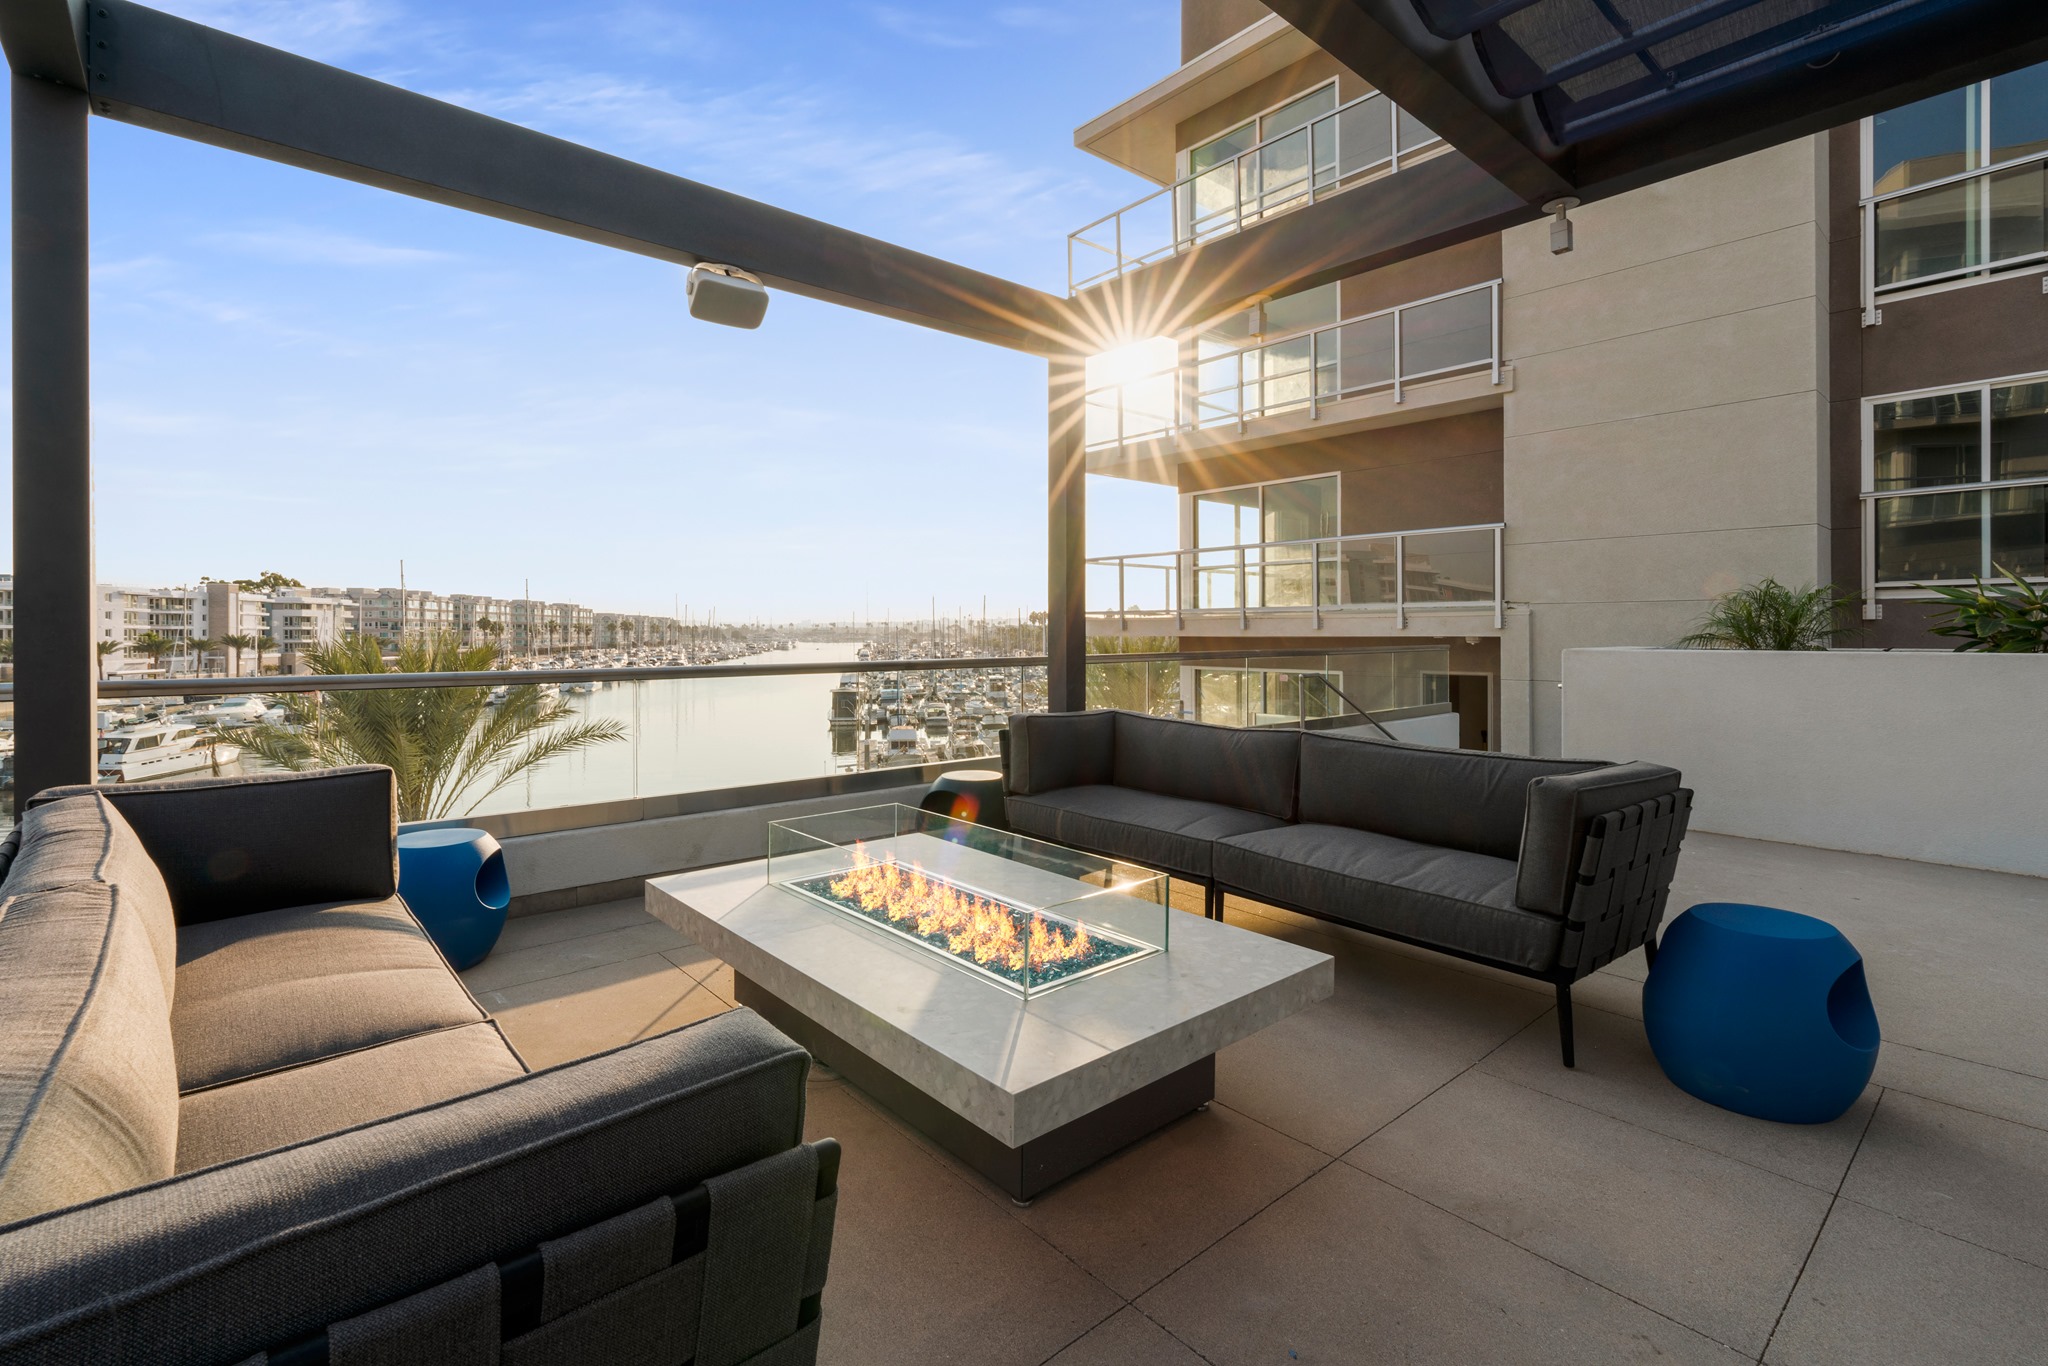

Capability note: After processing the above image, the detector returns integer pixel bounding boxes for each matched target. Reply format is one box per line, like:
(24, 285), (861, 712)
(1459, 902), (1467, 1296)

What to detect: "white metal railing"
(1087, 523), (1505, 632)
(1083, 280), (1501, 451)
(1861, 148), (2048, 323)
(1861, 472), (2048, 593)
(1068, 90), (1445, 294)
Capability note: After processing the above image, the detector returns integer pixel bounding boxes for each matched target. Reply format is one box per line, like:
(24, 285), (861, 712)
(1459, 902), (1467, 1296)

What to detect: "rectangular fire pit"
(767, 804), (1168, 997)
(650, 821), (1334, 1202)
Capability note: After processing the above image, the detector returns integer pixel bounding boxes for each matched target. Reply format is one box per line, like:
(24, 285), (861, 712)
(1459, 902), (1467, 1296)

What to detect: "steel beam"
(0, 0), (84, 86)
(1073, 149), (1535, 341)
(11, 72), (97, 804)
(63, 0), (1079, 355)
(1260, 0), (1574, 205)
(1046, 355), (1088, 713)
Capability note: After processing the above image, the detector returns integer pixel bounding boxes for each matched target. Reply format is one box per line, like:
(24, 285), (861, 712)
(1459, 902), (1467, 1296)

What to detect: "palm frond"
(1677, 578), (1857, 651)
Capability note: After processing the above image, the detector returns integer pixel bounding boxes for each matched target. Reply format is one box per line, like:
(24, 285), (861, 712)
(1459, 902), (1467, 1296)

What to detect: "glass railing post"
(1493, 526), (1504, 629)
(1237, 546), (1248, 628)
(1490, 281), (1502, 385)
(1311, 540), (1322, 630)
(1393, 306), (1405, 404)
(1395, 535), (1407, 630)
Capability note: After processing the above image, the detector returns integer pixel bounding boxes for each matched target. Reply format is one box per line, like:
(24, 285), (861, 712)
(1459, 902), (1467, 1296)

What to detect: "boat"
(178, 696), (271, 727)
(97, 723), (243, 784)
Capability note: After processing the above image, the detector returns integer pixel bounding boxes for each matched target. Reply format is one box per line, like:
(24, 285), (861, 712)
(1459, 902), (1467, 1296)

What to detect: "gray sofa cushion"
(0, 882), (180, 1226)
(1298, 733), (1603, 861)
(1214, 824), (1566, 972)
(1112, 712), (1301, 821)
(1008, 786), (1289, 879)
(1006, 711), (1115, 795)
(0, 1010), (813, 1366)
(177, 1021), (527, 1173)
(6, 793), (181, 1005)
(171, 896), (487, 1092)
(31, 766), (399, 925)
(1515, 762), (1683, 915)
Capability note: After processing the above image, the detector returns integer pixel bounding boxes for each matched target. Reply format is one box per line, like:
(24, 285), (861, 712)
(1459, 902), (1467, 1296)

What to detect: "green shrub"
(1923, 567), (2048, 653)
(1676, 578), (1858, 651)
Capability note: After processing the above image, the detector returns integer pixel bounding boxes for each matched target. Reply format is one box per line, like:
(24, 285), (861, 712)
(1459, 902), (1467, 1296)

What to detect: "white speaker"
(686, 263), (769, 329)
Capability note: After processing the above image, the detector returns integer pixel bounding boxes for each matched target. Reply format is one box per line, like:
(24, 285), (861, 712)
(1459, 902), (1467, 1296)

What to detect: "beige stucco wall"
(1499, 137), (1833, 755)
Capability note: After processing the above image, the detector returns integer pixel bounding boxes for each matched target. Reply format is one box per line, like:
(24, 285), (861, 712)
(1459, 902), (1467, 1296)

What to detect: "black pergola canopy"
(1265, 0), (2048, 203)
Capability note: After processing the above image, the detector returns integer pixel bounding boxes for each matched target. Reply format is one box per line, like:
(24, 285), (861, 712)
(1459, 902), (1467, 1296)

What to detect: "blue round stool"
(398, 828), (511, 970)
(919, 768), (1008, 830)
(1644, 903), (1879, 1124)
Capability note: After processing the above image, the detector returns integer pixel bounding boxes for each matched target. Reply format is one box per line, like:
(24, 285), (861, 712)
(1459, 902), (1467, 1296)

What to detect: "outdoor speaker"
(686, 263), (769, 329)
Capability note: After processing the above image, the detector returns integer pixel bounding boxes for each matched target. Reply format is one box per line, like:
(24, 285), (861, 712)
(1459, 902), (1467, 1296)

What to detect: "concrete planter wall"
(1561, 647), (2048, 878)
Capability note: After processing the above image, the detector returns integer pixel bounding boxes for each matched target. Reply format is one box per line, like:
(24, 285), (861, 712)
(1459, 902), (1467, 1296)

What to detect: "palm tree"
(190, 636), (221, 676)
(1677, 579), (1856, 651)
(237, 633), (626, 821)
(254, 635), (279, 675)
(96, 640), (122, 679)
(220, 633), (254, 676)
(130, 631), (175, 675)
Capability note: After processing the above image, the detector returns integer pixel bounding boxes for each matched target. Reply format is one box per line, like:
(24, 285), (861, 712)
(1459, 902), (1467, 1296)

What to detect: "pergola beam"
(67, 0), (1080, 355)
(1071, 149), (1536, 339)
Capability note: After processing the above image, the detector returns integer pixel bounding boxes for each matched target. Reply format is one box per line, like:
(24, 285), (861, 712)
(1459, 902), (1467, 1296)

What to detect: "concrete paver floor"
(463, 832), (2048, 1365)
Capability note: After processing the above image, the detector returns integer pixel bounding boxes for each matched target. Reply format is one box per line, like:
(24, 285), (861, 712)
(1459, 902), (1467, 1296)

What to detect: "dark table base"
(734, 973), (1214, 1202)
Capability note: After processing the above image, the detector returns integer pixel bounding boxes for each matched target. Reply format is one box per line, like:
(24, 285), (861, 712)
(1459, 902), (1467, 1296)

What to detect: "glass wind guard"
(767, 804), (1169, 997)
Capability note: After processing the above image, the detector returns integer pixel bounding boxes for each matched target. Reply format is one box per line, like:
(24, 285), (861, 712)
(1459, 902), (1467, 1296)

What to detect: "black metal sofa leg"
(1203, 882), (1221, 920)
(1643, 938), (1659, 971)
(1556, 983), (1576, 1068)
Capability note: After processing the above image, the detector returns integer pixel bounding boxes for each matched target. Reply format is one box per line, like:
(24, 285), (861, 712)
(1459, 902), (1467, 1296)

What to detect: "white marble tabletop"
(648, 855), (1334, 1147)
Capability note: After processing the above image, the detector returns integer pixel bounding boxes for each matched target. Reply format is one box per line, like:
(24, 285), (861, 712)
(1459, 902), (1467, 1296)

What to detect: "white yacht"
(98, 723), (243, 784)
(178, 696), (271, 727)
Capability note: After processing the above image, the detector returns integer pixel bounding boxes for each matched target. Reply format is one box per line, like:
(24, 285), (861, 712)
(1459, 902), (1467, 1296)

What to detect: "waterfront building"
(1077, 1), (2048, 753)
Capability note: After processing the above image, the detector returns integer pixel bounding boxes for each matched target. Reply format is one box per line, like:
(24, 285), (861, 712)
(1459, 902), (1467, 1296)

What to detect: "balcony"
(1088, 523), (1504, 638)
(1863, 148), (2048, 319)
(1067, 89), (1448, 294)
(1083, 280), (1505, 479)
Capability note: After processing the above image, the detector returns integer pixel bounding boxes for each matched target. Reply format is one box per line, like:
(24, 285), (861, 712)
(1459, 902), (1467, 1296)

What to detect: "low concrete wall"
(490, 781), (929, 917)
(1562, 647), (2048, 877)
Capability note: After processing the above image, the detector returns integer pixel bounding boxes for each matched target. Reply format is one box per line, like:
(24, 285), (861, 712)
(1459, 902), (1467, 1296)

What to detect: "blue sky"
(6, 0), (1183, 621)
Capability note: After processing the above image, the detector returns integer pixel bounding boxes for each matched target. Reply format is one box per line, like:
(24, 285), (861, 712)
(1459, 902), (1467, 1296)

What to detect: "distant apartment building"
(1075, 0), (2048, 754)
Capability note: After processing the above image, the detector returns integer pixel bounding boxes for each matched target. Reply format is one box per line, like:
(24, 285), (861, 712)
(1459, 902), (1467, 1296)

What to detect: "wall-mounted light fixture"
(1543, 198), (1581, 255)
(686, 263), (769, 329)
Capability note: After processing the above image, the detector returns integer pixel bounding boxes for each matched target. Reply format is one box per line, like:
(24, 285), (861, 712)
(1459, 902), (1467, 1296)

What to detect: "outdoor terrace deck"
(462, 832), (2048, 1365)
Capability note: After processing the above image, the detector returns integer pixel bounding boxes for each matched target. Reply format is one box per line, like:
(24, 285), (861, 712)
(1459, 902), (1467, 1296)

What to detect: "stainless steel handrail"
(13, 645), (1452, 700)
(1068, 90), (1444, 293)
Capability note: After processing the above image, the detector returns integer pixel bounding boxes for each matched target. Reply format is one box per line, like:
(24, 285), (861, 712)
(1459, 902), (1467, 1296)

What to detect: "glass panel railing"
(1069, 91), (1445, 293)
(1399, 288), (1494, 378)
(1874, 489), (1983, 582)
(1870, 152), (2048, 294)
(1401, 529), (1497, 603)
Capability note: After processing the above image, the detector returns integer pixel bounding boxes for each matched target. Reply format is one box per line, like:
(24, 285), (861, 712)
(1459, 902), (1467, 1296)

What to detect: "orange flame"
(828, 842), (1093, 976)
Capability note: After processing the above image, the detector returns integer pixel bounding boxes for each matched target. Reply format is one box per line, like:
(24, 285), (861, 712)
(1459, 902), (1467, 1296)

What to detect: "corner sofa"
(0, 765), (835, 1366)
(1005, 711), (1691, 1066)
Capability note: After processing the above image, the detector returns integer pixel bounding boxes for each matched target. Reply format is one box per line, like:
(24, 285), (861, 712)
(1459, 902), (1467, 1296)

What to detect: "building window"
(1867, 375), (2048, 591)
(1188, 475), (1339, 609)
(1864, 63), (2048, 300)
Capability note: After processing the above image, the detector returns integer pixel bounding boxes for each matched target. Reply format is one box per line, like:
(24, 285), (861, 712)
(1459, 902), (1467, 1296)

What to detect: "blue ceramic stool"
(398, 828), (511, 970)
(1644, 903), (1879, 1124)
(920, 768), (1008, 830)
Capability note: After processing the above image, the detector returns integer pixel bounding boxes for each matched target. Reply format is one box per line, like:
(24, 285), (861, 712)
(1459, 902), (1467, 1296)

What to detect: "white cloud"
(864, 5), (984, 49)
(994, 6), (1078, 34)
(146, 0), (410, 62)
(199, 226), (457, 267)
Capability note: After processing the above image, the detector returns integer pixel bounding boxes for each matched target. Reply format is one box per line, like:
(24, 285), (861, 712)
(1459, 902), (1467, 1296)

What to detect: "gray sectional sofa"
(0, 766), (835, 1366)
(1005, 711), (1692, 1066)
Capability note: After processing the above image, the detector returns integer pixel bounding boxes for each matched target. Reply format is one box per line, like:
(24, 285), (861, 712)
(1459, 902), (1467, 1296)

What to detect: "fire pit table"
(646, 803), (1334, 1202)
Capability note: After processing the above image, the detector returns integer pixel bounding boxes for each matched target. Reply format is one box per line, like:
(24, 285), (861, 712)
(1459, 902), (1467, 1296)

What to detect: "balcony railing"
(0, 647), (1469, 830)
(1084, 280), (1501, 451)
(1864, 148), (2048, 320)
(1067, 90), (1445, 294)
(1087, 523), (1506, 631)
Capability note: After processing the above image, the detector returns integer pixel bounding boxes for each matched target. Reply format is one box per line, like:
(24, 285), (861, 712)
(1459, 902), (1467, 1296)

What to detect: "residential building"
(1076, 1), (2048, 754)
(345, 587), (455, 649)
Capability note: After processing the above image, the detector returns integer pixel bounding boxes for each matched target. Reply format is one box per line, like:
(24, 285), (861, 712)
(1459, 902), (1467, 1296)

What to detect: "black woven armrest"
(1555, 790), (1693, 977)
(28, 766), (398, 924)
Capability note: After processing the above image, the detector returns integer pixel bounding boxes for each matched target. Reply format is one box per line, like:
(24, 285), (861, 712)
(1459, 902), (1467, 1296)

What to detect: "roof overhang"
(1262, 0), (2048, 206)
(1073, 14), (1325, 186)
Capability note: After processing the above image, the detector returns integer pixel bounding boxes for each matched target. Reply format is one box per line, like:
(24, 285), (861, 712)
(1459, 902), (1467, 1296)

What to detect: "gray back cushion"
(1298, 734), (1604, 861)
(32, 766), (398, 925)
(1006, 711), (1115, 795)
(0, 881), (180, 1225)
(1111, 712), (1301, 821)
(6, 793), (179, 1005)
